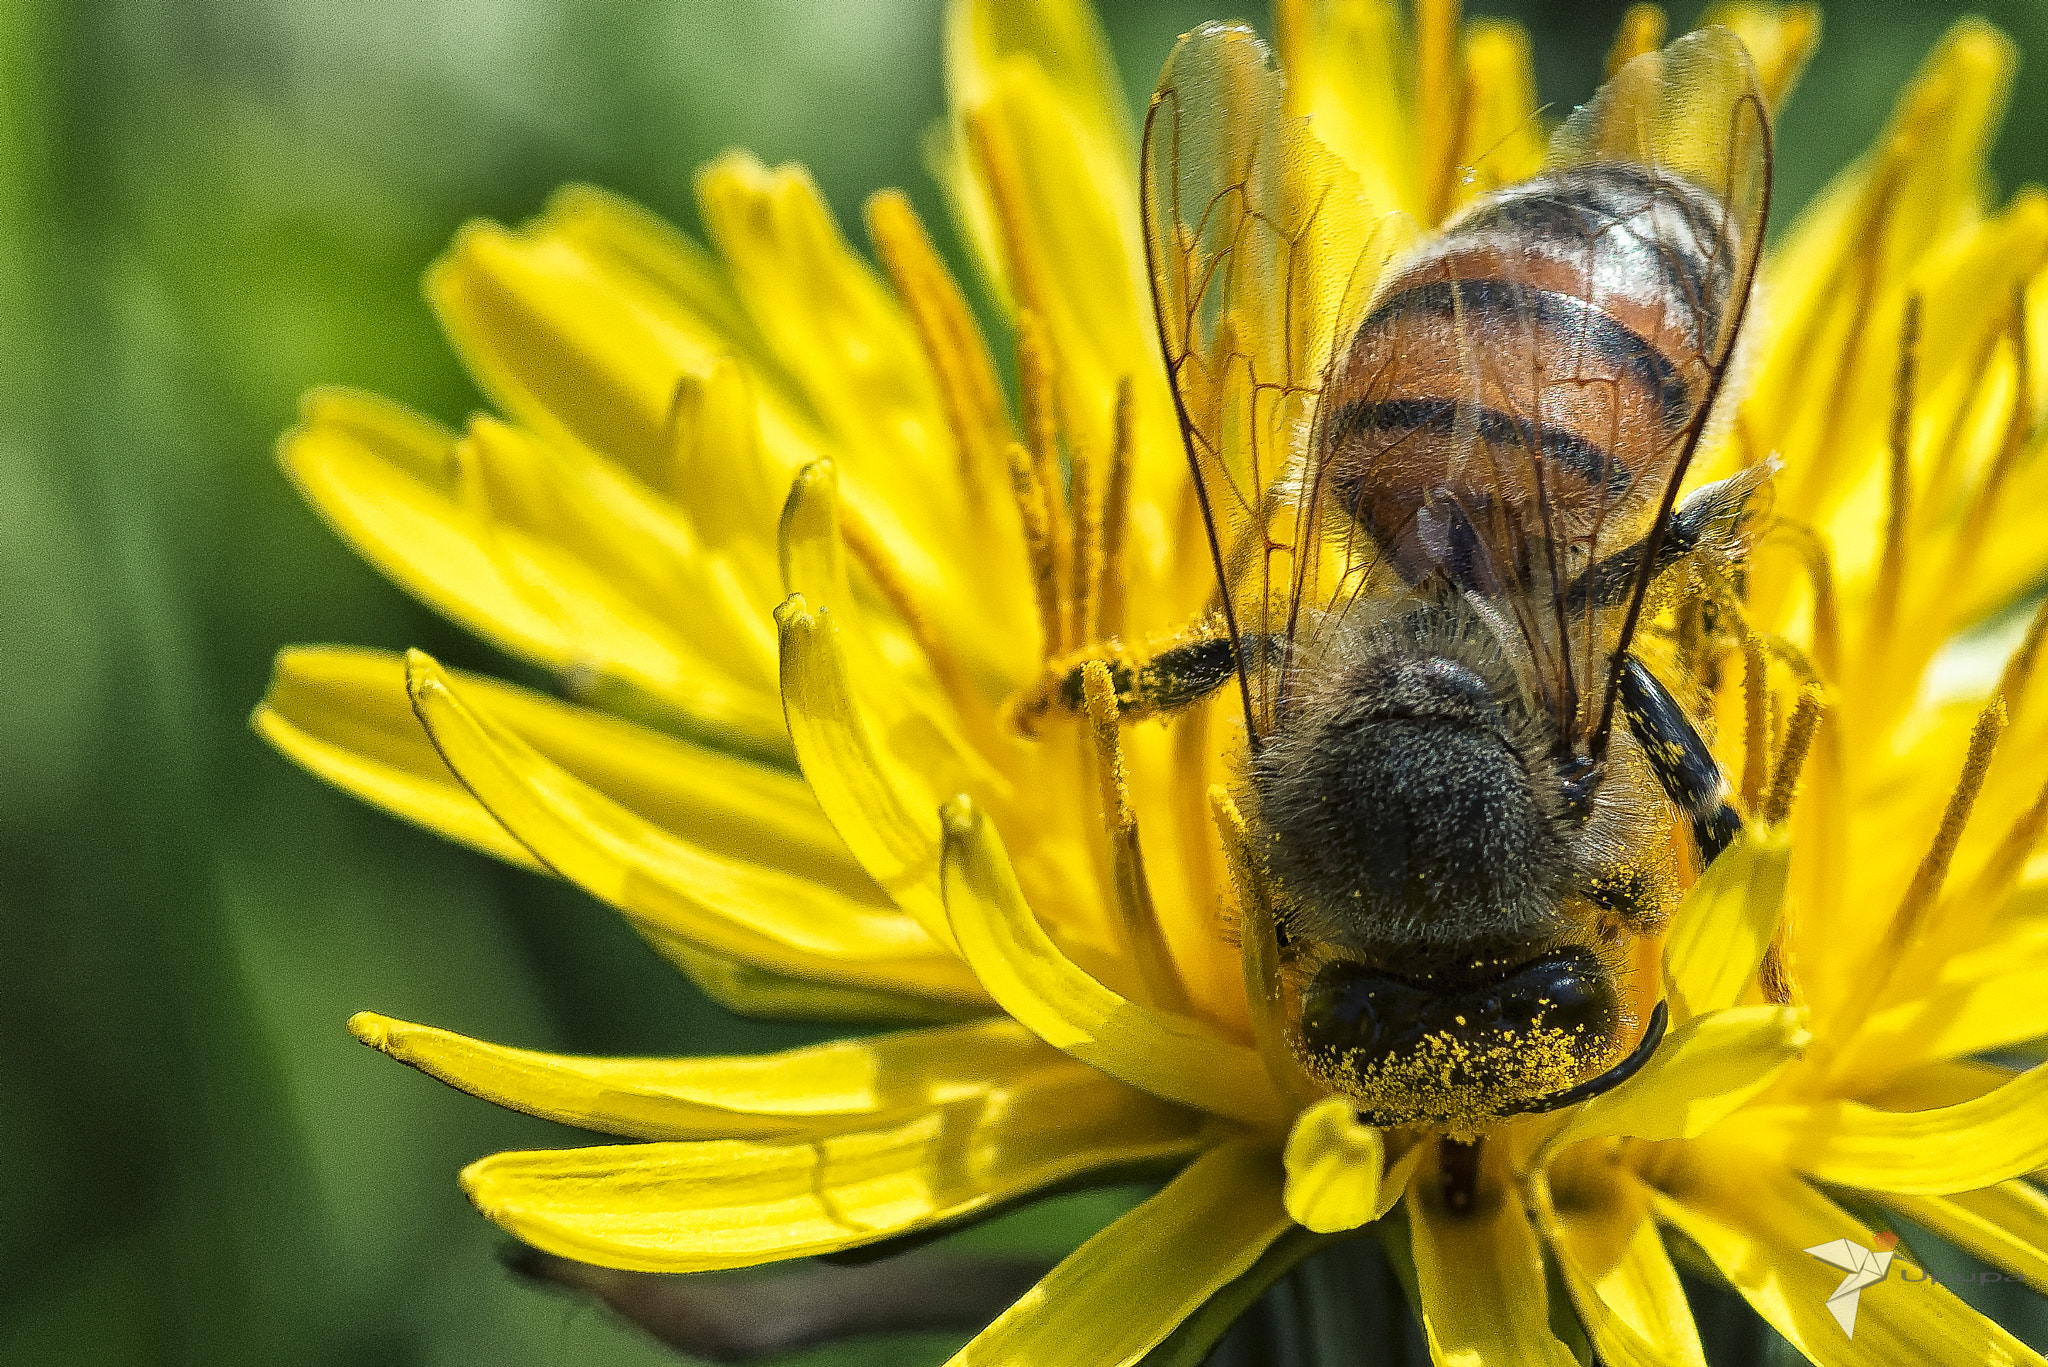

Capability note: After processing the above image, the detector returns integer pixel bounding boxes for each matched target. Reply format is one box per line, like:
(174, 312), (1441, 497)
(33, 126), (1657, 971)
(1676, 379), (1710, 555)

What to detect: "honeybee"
(1121, 23), (1773, 1161)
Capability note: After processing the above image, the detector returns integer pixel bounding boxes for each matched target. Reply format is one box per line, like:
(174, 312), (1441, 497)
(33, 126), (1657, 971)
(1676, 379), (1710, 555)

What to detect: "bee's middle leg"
(1618, 653), (1743, 867)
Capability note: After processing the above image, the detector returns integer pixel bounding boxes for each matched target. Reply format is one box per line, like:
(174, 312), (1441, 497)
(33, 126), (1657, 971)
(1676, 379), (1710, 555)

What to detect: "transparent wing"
(1287, 25), (1770, 761)
(1140, 21), (1381, 736)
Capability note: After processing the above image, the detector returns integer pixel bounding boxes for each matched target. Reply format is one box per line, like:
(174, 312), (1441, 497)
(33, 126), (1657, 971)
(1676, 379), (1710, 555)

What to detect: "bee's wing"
(1548, 24), (1771, 757)
(1140, 21), (1382, 737)
(1290, 26), (1769, 758)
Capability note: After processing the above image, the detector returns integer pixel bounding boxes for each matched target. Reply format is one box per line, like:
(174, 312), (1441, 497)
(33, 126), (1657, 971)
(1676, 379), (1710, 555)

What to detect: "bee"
(1106, 22), (1772, 1169)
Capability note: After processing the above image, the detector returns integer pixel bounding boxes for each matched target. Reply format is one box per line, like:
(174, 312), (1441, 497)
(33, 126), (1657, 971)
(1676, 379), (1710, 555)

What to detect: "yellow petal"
(1662, 824), (1791, 1020)
(1749, 19), (2015, 535)
(1652, 1141), (2044, 1364)
(696, 154), (968, 557)
(775, 594), (953, 949)
(405, 648), (983, 1004)
(429, 217), (720, 485)
(944, 1137), (1291, 1367)
(1715, 1060), (2048, 1195)
(279, 388), (788, 754)
(778, 461), (998, 797)
(349, 1010), (1055, 1141)
(1282, 1097), (1386, 1233)
(462, 1075), (1203, 1272)
(1278, 0), (1422, 225)
(1540, 1163), (1708, 1367)
(462, 414), (779, 684)
(946, 0), (1132, 191)
(535, 183), (780, 386)
(1407, 1144), (1579, 1367)
(648, 931), (983, 1024)
(1856, 1058), (2016, 1111)
(1885, 1182), (2048, 1296)
(940, 795), (1284, 1129)
(254, 645), (541, 871)
(1834, 930), (2048, 1090)
(1541, 1005), (1808, 1156)
(256, 645), (866, 892)
(1448, 20), (1544, 211)
(1702, 4), (1820, 111)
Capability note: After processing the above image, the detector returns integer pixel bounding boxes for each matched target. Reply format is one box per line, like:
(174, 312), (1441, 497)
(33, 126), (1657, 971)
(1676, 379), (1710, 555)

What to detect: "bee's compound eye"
(1482, 949), (1618, 1041)
(1296, 949), (1620, 1092)
(1297, 966), (1440, 1069)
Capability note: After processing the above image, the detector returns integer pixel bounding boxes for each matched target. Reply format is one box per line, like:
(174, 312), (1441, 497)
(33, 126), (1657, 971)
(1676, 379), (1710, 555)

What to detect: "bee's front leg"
(1001, 621), (1252, 735)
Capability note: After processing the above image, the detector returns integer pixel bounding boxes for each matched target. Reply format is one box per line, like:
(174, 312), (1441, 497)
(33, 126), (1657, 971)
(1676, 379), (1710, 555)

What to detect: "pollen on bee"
(1296, 1023), (1590, 1141)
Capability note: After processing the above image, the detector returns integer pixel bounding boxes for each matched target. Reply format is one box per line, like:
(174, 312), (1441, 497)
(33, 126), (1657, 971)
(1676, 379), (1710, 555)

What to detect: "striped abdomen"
(1323, 163), (1735, 592)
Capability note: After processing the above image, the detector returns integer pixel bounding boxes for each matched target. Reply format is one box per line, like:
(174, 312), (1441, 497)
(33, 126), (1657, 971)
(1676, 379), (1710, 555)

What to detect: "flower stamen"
(1211, 785), (1319, 1108)
(1779, 164), (1905, 527)
(1760, 683), (1828, 828)
(1742, 632), (1770, 812)
(1762, 522), (1843, 683)
(1993, 589), (2048, 721)
(1018, 312), (1075, 653)
(1006, 439), (1063, 661)
(1830, 696), (2007, 1047)
(1948, 285), (2037, 568)
(864, 190), (1011, 496)
(1416, 0), (1466, 224)
(838, 499), (998, 749)
(1073, 378), (1135, 646)
(1862, 293), (1920, 691)
(1081, 660), (1189, 1012)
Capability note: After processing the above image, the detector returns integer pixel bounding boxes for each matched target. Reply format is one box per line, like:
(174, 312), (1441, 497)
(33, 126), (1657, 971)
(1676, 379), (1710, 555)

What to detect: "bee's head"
(1290, 947), (1631, 1134)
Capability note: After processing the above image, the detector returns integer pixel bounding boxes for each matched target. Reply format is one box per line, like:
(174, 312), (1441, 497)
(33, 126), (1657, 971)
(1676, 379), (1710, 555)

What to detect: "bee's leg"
(1053, 634), (1240, 719)
(1572, 464), (1774, 611)
(1618, 654), (1743, 867)
(1004, 627), (1268, 734)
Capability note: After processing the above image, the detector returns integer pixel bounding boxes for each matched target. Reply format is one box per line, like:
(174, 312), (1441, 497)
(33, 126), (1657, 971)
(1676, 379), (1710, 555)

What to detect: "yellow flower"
(257, 0), (2048, 1361)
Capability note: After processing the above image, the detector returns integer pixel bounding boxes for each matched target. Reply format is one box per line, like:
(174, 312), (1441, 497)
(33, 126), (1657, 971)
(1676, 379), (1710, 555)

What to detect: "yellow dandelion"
(256, 0), (2048, 1361)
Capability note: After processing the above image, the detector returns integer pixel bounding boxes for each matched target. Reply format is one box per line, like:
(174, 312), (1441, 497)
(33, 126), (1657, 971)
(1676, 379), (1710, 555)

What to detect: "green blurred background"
(9, 1), (2048, 1362)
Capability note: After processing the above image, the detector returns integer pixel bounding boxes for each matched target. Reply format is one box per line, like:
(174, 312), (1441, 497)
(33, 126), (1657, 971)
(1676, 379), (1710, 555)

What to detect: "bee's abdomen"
(1323, 164), (1733, 585)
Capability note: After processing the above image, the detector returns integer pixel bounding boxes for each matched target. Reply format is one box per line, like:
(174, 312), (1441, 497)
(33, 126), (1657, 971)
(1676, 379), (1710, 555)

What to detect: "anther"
(1741, 633), (1769, 812)
(865, 190), (1010, 492)
(1018, 311), (1074, 651)
(1005, 440), (1062, 661)
(1759, 683), (1828, 826)
(1211, 784), (1319, 1107)
(839, 501), (994, 747)
(1080, 661), (1188, 1012)
(1864, 293), (1920, 681)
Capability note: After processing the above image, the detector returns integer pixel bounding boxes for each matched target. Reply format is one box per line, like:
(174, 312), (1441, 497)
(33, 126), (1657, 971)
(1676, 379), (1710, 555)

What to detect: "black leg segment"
(1617, 654), (1742, 866)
